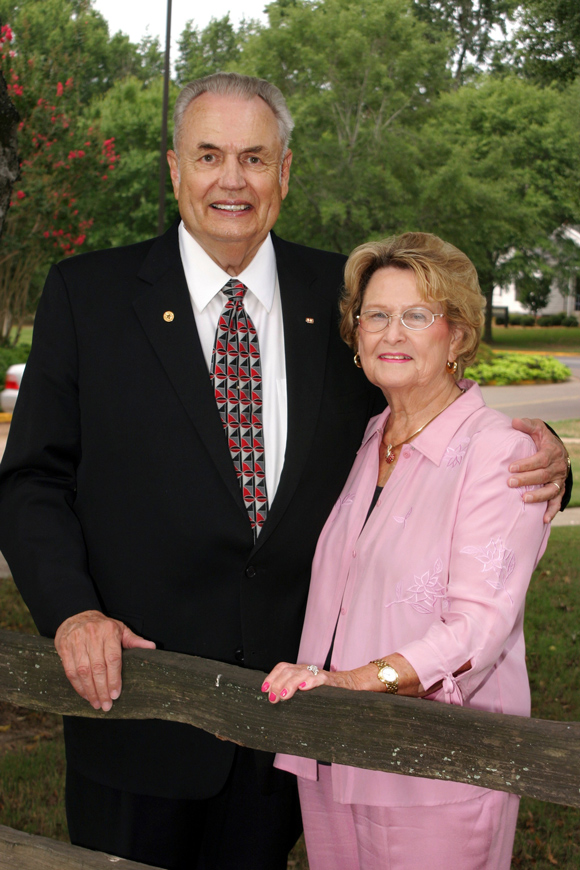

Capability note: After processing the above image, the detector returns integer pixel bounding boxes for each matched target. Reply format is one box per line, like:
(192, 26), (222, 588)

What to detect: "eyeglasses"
(356, 308), (444, 333)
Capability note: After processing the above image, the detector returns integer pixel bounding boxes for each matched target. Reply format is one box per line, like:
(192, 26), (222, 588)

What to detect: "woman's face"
(357, 266), (462, 398)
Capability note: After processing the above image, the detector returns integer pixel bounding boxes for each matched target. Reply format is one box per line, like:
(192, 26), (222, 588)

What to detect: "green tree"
(85, 76), (179, 248)
(175, 15), (256, 85)
(0, 0), (164, 116)
(239, 0), (451, 253)
(415, 76), (580, 341)
(515, 271), (552, 318)
(0, 10), (128, 344)
(513, 0), (580, 85)
(0, 79), (118, 344)
(412, 0), (518, 84)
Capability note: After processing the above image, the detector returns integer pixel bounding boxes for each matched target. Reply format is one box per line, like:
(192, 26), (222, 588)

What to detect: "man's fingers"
(121, 627), (157, 650)
(55, 611), (127, 711)
(519, 482), (564, 524)
(510, 418), (569, 481)
(543, 494), (564, 524)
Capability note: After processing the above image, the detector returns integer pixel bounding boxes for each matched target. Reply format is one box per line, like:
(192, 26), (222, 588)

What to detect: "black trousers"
(66, 747), (302, 870)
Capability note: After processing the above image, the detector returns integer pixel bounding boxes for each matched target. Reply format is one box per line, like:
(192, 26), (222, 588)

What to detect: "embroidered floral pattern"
(460, 537), (515, 604)
(386, 558), (446, 614)
(445, 437), (471, 468)
(329, 492), (355, 523)
(393, 507), (412, 528)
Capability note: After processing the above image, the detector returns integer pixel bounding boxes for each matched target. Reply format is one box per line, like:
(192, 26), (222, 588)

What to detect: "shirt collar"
(178, 221), (277, 313)
(359, 380), (486, 465)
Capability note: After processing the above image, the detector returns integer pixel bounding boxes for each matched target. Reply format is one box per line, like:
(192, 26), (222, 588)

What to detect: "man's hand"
(54, 610), (156, 712)
(509, 418), (570, 523)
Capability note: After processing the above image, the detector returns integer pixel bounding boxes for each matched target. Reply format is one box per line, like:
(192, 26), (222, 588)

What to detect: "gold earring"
(446, 360), (458, 374)
(354, 353), (362, 368)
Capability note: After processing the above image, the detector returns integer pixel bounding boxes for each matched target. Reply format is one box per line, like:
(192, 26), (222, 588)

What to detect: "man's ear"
(280, 150), (292, 200)
(167, 151), (180, 199)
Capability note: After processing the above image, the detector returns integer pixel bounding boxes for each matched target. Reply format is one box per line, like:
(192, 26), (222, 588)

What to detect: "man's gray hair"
(173, 72), (294, 154)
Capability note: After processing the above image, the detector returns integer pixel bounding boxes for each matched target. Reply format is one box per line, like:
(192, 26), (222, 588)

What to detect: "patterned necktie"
(210, 278), (268, 539)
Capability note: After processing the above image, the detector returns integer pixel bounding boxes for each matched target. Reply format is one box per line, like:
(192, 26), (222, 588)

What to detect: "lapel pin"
(163, 311), (175, 322)
(305, 318), (314, 324)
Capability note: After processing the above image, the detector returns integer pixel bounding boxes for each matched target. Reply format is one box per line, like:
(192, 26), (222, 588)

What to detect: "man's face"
(167, 92), (292, 271)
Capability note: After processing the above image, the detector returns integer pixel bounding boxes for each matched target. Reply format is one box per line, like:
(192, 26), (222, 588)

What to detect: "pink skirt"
(298, 765), (519, 870)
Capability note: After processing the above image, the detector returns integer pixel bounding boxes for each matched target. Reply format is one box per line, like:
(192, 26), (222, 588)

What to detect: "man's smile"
(210, 203), (253, 212)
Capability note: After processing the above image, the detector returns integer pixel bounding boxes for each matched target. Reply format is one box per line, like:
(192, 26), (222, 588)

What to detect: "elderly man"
(0, 73), (570, 870)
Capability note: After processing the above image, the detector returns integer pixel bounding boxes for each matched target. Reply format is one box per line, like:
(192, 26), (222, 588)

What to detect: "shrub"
(538, 313), (568, 326)
(504, 314), (536, 326)
(562, 316), (579, 327)
(465, 352), (571, 385)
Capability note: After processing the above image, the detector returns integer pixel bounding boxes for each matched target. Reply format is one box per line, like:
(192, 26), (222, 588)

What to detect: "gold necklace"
(383, 389), (465, 464)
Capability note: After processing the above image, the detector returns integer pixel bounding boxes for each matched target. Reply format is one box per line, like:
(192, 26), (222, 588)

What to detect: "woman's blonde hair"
(340, 232), (485, 377)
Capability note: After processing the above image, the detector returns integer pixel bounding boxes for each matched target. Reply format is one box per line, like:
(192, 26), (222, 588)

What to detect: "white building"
(492, 226), (580, 317)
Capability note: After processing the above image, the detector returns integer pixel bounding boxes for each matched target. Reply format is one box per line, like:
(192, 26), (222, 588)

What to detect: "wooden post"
(0, 630), (578, 807)
(0, 823), (162, 869)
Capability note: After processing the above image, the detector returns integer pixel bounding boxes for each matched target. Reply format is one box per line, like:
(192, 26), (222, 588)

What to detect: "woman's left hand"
(262, 655), (424, 703)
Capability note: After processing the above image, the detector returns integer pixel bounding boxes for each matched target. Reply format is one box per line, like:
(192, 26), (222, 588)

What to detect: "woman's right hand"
(261, 662), (327, 703)
(261, 659), (412, 702)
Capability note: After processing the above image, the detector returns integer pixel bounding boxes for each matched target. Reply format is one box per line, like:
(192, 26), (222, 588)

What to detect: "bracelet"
(566, 454), (572, 478)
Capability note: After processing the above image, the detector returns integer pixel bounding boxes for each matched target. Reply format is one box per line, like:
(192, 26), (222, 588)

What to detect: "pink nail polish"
(261, 682), (270, 692)
(269, 692), (277, 702)
(299, 681), (307, 689)
(280, 688), (288, 698)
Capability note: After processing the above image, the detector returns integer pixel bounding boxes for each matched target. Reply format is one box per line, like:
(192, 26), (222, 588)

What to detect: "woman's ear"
(449, 325), (465, 361)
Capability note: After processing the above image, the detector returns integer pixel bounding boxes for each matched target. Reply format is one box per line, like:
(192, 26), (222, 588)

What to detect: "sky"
(92, 0), (269, 57)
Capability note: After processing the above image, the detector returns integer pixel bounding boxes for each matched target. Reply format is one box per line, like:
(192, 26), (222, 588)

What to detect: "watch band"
(370, 659), (399, 694)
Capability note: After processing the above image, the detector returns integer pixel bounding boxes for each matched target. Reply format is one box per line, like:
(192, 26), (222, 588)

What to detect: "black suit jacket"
(0, 223), (382, 798)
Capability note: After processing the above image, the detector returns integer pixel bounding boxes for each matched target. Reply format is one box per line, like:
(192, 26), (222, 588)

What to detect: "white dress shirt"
(178, 221), (287, 506)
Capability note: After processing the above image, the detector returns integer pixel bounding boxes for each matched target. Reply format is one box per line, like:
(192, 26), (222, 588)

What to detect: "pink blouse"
(275, 380), (550, 806)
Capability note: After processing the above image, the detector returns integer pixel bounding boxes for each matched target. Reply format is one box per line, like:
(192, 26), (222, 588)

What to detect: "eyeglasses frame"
(356, 307), (445, 333)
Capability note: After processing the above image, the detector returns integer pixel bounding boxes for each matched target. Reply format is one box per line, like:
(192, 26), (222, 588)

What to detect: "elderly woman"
(263, 233), (551, 870)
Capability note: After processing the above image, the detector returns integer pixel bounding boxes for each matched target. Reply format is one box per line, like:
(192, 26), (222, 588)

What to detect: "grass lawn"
(491, 325), (580, 352)
(548, 419), (579, 509)
(0, 528), (578, 868)
(11, 326), (33, 346)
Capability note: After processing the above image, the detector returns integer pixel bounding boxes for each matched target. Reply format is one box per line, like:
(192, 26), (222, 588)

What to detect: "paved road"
(481, 377), (580, 422)
(555, 355), (580, 379)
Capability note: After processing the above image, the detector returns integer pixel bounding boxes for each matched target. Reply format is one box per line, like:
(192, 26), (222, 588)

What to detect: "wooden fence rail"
(0, 630), (579, 808)
(0, 824), (162, 869)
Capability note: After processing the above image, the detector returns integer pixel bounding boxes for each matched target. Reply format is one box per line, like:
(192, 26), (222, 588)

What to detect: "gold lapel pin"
(163, 311), (175, 322)
(305, 318), (314, 324)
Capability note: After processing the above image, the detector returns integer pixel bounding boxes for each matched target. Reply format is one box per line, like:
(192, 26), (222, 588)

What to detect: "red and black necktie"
(210, 278), (268, 539)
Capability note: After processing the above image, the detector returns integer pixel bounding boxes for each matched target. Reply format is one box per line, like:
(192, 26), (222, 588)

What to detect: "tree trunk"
(0, 68), (19, 239)
(482, 279), (494, 344)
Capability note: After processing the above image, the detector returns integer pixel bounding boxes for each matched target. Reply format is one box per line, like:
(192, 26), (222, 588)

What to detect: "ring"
(306, 664), (319, 676)
(553, 481), (561, 492)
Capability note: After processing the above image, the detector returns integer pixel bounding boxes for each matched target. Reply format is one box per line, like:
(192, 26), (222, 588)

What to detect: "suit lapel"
(132, 225), (246, 514)
(255, 234), (335, 548)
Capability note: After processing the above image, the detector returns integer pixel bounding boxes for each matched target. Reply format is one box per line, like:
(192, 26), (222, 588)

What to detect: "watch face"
(379, 666), (397, 683)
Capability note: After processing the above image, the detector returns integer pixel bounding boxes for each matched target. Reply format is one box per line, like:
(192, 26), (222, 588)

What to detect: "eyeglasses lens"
(358, 308), (435, 332)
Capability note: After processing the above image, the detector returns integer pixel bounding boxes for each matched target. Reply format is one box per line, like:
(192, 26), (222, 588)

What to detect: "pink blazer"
(276, 381), (550, 807)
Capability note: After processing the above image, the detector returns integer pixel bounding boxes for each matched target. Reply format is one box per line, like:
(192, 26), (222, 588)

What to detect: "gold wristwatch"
(370, 659), (399, 694)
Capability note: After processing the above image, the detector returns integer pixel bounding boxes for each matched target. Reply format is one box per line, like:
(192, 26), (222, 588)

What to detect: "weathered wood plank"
(0, 824), (162, 869)
(0, 630), (578, 807)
